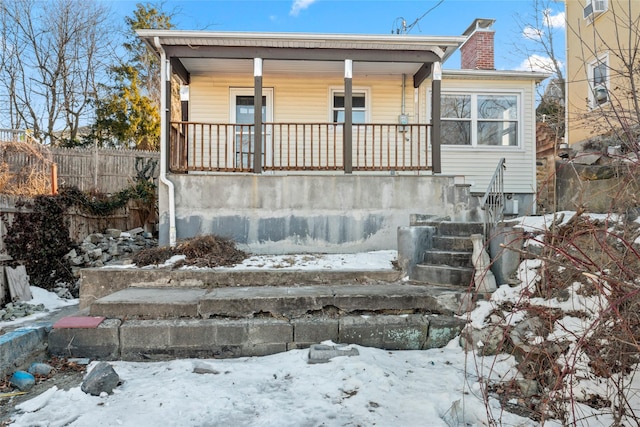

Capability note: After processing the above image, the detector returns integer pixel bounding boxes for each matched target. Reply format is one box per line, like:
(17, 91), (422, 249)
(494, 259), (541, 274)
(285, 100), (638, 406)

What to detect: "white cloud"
(522, 10), (565, 40)
(290, 0), (316, 16)
(544, 9), (565, 29)
(516, 54), (563, 73)
(523, 25), (543, 41)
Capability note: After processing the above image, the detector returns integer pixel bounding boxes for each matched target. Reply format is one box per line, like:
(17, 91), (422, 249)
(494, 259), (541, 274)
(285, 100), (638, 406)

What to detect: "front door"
(230, 88), (273, 170)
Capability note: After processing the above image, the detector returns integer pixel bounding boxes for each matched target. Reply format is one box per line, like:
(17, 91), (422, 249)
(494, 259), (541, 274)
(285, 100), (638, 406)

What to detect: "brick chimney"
(460, 18), (496, 70)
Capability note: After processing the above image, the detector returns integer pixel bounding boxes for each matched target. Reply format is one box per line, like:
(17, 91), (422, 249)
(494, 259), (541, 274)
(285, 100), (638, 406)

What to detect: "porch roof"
(443, 69), (551, 83)
(138, 30), (466, 87)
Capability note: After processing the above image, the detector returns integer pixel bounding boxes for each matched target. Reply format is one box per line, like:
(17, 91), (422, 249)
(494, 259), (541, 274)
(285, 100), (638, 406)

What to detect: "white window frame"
(583, 0), (608, 22)
(439, 90), (523, 149)
(329, 87), (371, 123)
(588, 53), (609, 108)
(229, 87), (274, 168)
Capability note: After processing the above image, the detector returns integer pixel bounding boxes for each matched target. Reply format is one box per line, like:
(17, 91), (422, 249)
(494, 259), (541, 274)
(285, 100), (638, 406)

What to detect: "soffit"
(138, 29), (465, 65)
(182, 58), (423, 76)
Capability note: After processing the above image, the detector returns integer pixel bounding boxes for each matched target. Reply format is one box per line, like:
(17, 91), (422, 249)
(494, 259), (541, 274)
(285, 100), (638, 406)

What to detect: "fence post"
(51, 163), (58, 194)
(93, 140), (99, 190)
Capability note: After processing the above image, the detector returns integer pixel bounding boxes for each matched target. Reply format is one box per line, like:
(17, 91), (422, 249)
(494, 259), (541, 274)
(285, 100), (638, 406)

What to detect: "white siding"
(189, 73), (414, 124)
(187, 73), (421, 169)
(424, 77), (537, 196)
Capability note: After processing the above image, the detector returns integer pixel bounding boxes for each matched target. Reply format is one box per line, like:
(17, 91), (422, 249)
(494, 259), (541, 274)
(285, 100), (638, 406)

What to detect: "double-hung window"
(588, 54), (609, 107)
(441, 93), (520, 147)
(332, 91), (367, 123)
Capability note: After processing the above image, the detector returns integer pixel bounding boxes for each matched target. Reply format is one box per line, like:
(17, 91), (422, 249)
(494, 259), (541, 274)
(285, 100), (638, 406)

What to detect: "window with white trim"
(583, 0), (608, 20)
(441, 93), (520, 147)
(588, 54), (609, 107)
(332, 90), (367, 123)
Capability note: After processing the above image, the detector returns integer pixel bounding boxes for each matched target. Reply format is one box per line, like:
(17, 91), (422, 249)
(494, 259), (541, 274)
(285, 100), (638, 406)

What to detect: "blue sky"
(107, 0), (565, 72)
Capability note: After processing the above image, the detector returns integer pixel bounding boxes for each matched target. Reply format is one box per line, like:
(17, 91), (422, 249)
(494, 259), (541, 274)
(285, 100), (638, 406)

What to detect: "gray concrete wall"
(556, 160), (640, 213)
(158, 174), (471, 253)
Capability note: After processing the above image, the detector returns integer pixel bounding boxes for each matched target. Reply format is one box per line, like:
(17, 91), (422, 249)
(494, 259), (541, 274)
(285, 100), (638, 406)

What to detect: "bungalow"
(138, 19), (548, 253)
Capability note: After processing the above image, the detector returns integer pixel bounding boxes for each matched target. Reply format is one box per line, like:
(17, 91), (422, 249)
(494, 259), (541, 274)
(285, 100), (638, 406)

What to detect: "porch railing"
(481, 157), (506, 238)
(0, 129), (35, 143)
(170, 121), (430, 173)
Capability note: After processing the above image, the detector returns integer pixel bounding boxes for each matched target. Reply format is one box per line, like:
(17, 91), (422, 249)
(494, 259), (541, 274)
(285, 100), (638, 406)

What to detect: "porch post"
(165, 62), (172, 172)
(430, 61), (442, 174)
(344, 59), (353, 174)
(253, 58), (263, 174)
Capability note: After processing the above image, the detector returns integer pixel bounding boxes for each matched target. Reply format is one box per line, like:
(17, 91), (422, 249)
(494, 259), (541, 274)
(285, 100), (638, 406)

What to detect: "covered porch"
(139, 31), (467, 175)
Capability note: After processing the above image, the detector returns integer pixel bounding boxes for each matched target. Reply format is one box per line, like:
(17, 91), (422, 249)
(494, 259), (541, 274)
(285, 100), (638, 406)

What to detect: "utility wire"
(392, 0), (445, 35)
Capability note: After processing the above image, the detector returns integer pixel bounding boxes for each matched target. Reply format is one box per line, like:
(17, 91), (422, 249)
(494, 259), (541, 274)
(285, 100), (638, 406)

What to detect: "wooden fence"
(50, 147), (160, 192)
(0, 194), (153, 254)
(0, 146), (160, 253)
(0, 143), (160, 193)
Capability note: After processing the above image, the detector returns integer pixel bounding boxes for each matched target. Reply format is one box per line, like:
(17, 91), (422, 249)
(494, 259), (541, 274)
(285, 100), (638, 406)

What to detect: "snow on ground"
(224, 250), (398, 271)
(108, 250), (399, 271)
(513, 211), (621, 233)
(0, 286), (77, 332)
(3, 250), (550, 426)
(9, 341), (538, 427)
(5, 214), (640, 425)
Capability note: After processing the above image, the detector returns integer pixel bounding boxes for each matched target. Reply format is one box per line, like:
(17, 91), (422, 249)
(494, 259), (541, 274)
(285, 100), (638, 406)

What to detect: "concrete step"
(410, 214), (447, 226)
(435, 221), (484, 237)
(406, 219), (484, 237)
(80, 268), (403, 310)
(48, 313), (468, 361)
(412, 264), (474, 287)
(423, 250), (473, 268)
(89, 284), (464, 320)
(432, 235), (473, 252)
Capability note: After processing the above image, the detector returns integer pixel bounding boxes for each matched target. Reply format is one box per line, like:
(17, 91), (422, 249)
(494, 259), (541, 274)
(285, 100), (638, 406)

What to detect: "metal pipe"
(401, 74), (406, 115)
(154, 36), (177, 247)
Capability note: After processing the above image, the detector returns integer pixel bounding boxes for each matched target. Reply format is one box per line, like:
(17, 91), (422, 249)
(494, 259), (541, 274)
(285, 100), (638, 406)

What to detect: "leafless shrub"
(132, 235), (248, 268)
(476, 174), (640, 424)
(0, 141), (52, 195)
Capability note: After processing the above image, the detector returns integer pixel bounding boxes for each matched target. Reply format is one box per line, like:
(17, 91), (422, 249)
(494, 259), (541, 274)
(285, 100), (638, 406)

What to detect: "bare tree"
(0, 0), (116, 144)
(511, 0), (566, 154)
(513, 0), (566, 99)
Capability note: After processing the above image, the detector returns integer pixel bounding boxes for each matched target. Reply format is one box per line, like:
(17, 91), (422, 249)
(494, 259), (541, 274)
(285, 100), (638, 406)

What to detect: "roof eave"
(443, 68), (552, 83)
(137, 29), (466, 64)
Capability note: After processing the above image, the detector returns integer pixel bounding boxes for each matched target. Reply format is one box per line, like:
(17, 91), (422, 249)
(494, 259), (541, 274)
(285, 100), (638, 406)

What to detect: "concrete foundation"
(48, 319), (121, 360)
(49, 314), (468, 360)
(159, 174), (475, 253)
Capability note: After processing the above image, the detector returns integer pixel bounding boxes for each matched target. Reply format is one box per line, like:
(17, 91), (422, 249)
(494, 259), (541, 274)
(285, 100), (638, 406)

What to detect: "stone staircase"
(48, 268), (470, 361)
(48, 219), (496, 362)
(412, 220), (483, 287)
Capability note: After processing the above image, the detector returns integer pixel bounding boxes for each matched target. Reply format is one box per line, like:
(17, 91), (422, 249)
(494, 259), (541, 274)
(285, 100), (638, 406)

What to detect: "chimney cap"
(462, 18), (496, 37)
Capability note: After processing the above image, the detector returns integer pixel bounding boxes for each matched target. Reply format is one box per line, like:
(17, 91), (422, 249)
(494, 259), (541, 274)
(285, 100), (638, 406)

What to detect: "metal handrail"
(481, 158), (506, 238)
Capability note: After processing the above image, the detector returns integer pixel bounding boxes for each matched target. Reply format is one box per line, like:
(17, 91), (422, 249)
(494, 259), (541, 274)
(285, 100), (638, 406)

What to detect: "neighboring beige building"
(565, 0), (640, 145)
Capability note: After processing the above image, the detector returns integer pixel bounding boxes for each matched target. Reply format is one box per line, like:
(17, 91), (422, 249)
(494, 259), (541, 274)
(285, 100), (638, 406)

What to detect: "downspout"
(401, 74), (406, 115)
(154, 36), (176, 247)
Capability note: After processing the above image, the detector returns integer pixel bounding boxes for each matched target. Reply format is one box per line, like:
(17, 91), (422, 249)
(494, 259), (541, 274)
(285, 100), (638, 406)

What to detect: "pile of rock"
(64, 227), (157, 272)
(0, 301), (46, 321)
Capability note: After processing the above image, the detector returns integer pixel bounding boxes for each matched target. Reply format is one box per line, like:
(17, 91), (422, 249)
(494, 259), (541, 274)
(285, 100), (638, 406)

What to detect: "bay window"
(441, 93), (520, 147)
